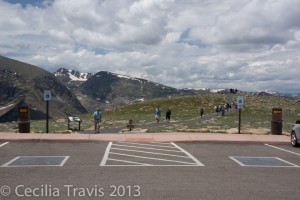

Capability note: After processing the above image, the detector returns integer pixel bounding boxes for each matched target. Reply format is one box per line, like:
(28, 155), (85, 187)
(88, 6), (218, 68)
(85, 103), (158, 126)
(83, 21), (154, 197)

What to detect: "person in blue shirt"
(155, 106), (161, 123)
(93, 108), (102, 133)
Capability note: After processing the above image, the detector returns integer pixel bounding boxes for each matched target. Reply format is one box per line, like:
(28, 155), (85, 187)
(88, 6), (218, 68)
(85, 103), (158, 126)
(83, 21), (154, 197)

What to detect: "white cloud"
(0, 0), (299, 93)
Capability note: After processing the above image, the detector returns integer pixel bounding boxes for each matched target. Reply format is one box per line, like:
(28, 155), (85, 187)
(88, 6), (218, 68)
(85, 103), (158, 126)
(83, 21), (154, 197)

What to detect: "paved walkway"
(0, 132), (290, 143)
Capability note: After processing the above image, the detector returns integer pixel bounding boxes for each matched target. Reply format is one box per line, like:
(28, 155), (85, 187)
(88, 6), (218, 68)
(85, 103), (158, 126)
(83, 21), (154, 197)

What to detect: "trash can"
(271, 108), (282, 135)
(18, 105), (30, 133)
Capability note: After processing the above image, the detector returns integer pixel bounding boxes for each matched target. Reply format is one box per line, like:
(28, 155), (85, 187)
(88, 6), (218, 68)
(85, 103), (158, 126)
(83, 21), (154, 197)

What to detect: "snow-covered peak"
(54, 68), (94, 81)
(257, 90), (277, 95)
(210, 89), (225, 93)
(114, 73), (140, 81)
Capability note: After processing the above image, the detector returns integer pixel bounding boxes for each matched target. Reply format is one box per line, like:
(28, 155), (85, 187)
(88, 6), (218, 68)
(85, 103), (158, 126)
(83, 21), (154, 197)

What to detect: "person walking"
(93, 108), (102, 133)
(166, 108), (171, 122)
(214, 105), (218, 116)
(199, 107), (204, 119)
(218, 104), (222, 116)
(155, 106), (161, 123)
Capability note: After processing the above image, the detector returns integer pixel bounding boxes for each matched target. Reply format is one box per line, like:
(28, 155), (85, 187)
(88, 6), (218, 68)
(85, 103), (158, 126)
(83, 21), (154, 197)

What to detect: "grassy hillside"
(188, 94), (300, 134)
(81, 93), (300, 134)
(1, 93), (299, 134)
(101, 93), (224, 122)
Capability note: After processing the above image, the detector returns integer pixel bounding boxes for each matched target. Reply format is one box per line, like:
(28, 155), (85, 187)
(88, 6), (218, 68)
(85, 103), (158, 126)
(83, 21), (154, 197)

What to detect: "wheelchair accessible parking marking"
(0, 142), (9, 148)
(100, 142), (204, 166)
(1, 156), (70, 167)
(230, 156), (299, 167)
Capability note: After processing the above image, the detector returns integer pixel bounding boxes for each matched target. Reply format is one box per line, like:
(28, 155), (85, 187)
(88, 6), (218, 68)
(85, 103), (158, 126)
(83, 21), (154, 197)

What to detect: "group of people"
(155, 106), (205, 123)
(155, 106), (171, 123)
(92, 94), (245, 133)
(93, 105), (206, 133)
(93, 106), (173, 133)
(214, 101), (237, 116)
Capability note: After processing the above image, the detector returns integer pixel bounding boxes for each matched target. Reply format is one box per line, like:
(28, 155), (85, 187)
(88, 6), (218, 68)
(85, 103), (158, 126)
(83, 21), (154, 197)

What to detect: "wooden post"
(67, 118), (70, 130)
(46, 100), (49, 133)
(238, 109), (241, 134)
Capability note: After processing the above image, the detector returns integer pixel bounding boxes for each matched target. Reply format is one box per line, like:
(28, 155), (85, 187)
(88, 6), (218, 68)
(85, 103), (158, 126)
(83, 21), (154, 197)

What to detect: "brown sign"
(19, 108), (28, 113)
(272, 110), (282, 114)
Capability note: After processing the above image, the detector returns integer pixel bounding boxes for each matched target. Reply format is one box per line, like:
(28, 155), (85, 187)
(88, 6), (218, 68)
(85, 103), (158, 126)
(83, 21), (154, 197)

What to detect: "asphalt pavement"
(0, 141), (299, 200)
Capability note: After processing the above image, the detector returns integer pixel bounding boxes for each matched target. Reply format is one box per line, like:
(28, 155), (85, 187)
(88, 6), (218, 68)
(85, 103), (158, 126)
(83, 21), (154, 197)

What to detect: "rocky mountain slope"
(75, 71), (196, 111)
(54, 68), (201, 111)
(0, 56), (87, 122)
(54, 68), (94, 91)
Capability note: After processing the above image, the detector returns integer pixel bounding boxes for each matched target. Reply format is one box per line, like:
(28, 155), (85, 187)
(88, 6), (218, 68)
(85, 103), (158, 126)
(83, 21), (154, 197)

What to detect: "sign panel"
(44, 90), (52, 101)
(237, 96), (244, 109)
(19, 108), (28, 113)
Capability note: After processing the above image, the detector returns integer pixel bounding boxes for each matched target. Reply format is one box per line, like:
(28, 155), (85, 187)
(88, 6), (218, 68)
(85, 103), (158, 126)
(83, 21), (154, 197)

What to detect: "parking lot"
(0, 141), (300, 200)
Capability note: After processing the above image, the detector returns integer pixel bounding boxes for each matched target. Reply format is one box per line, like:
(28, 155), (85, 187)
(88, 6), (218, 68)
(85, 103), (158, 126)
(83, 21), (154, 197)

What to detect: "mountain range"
(1, 55), (298, 122)
(0, 56), (86, 122)
(0, 56), (203, 121)
(54, 68), (199, 111)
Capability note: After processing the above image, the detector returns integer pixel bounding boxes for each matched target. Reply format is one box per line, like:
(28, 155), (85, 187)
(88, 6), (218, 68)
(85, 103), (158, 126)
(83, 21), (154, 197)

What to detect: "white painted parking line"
(112, 144), (182, 153)
(230, 156), (246, 166)
(111, 147), (190, 158)
(100, 142), (112, 166)
(118, 141), (177, 149)
(0, 142), (9, 148)
(107, 158), (152, 166)
(109, 152), (197, 165)
(100, 142), (204, 166)
(60, 156), (70, 166)
(275, 157), (299, 167)
(171, 142), (205, 166)
(1, 157), (19, 167)
(265, 144), (300, 156)
(149, 141), (172, 145)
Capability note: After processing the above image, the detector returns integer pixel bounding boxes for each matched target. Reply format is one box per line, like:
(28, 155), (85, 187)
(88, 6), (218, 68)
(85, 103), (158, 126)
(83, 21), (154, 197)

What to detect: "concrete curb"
(0, 132), (290, 143)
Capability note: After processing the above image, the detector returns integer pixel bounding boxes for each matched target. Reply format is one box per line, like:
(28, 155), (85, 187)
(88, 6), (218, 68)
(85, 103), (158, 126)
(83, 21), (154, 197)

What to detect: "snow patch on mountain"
(54, 68), (94, 82)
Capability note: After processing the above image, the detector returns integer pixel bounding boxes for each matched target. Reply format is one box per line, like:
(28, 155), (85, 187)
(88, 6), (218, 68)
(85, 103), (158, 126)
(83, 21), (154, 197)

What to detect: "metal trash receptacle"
(18, 105), (30, 133)
(271, 108), (282, 135)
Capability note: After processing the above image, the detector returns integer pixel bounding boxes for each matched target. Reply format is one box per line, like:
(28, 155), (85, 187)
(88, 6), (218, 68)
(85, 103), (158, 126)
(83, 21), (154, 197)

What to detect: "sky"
(0, 0), (299, 93)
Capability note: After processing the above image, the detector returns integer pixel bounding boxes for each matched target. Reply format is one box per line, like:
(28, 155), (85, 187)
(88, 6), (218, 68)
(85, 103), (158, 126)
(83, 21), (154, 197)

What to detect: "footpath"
(81, 93), (236, 134)
(0, 132), (290, 143)
(0, 93), (290, 144)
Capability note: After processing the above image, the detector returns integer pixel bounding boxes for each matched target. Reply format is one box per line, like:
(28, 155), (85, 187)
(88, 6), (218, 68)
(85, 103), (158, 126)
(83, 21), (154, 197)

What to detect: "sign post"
(237, 96), (244, 134)
(44, 90), (52, 133)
